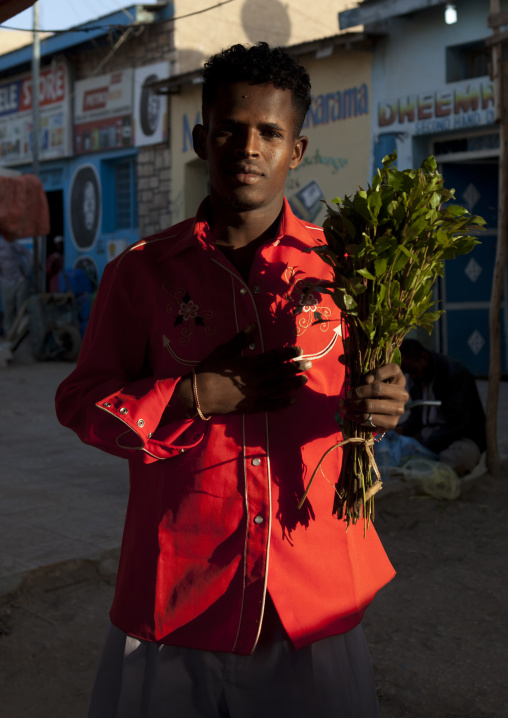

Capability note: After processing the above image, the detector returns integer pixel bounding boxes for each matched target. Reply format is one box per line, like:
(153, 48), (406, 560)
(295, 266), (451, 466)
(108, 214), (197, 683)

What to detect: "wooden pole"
(487, 0), (507, 477)
(31, 1), (41, 292)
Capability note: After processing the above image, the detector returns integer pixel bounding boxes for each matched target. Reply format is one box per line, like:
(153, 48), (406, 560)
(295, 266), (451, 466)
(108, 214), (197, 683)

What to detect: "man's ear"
(289, 135), (309, 170)
(192, 124), (207, 160)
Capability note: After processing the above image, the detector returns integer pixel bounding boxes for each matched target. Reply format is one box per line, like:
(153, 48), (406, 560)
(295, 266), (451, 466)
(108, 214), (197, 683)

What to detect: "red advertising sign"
(74, 70), (133, 155)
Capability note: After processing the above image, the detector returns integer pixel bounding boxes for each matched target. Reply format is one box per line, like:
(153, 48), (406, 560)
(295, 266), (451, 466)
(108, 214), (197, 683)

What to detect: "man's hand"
(176, 325), (311, 418)
(338, 363), (408, 432)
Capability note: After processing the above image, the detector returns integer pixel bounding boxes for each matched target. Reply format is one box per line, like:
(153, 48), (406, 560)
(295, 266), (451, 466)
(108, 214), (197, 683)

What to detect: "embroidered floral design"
(176, 294), (202, 325)
(163, 283), (215, 346)
(283, 267), (331, 336)
(299, 293), (318, 313)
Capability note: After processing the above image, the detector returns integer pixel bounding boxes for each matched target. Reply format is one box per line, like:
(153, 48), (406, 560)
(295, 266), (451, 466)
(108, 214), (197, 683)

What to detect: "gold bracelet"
(192, 369), (211, 421)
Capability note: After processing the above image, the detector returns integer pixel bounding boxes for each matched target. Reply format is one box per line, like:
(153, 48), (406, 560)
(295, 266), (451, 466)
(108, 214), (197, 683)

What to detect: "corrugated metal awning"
(339, 0), (447, 30)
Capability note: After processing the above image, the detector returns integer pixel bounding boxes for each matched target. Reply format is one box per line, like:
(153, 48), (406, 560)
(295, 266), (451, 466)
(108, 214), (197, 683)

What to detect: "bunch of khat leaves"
(298, 152), (485, 532)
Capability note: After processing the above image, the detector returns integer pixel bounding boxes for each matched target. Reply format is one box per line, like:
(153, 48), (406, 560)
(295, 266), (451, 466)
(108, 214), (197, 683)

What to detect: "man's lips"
(227, 165), (263, 184)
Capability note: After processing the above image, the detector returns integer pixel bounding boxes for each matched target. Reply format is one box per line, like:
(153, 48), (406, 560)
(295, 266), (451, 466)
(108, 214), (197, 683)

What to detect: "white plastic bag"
(402, 458), (461, 500)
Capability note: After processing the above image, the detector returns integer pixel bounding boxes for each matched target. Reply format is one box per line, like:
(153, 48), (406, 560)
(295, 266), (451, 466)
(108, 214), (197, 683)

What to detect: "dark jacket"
(402, 351), (486, 454)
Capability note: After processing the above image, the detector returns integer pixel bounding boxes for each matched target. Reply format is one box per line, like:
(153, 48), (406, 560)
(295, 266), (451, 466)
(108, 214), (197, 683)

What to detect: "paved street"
(0, 359), (506, 595)
(0, 361), (127, 594)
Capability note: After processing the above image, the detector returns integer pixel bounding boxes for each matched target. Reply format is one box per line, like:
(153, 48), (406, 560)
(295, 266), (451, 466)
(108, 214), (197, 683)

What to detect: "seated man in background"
(398, 338), (486, 476)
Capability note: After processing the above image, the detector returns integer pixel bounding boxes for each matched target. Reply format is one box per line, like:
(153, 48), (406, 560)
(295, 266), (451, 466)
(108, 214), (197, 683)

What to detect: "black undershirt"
(217, 233), (270, 283)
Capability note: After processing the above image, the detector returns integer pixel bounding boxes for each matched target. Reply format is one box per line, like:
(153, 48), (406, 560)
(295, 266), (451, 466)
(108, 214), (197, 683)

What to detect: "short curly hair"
(201, 42), (311, 135)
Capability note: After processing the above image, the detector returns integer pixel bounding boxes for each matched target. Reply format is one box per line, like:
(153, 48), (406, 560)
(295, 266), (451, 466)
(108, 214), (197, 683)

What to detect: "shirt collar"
(191, 196), (323, 252)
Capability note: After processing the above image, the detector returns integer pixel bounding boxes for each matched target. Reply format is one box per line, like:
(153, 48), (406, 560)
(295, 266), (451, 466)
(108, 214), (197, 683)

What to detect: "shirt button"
(102, 402), (111, 408)
(119, 407), (128, 415)
(254, 515), (264, 524)
(252, 458), (261, 466)
(148, 432), (153, 439)
(248, 343), (256, 351)
(240, 287), (248, 295)
(253, 285), (261, 293)
(137, 419), (145, 427)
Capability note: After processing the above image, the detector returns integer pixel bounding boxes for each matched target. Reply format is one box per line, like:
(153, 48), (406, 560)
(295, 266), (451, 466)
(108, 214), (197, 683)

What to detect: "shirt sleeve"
(55, 257), (205, 464)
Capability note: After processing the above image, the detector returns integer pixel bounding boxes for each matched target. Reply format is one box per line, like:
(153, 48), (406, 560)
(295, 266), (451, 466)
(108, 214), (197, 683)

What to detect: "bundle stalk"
(298, 152), (485, 529)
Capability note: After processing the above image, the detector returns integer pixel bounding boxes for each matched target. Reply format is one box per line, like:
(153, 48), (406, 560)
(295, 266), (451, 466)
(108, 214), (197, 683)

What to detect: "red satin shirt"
(55, 198), (395, 655)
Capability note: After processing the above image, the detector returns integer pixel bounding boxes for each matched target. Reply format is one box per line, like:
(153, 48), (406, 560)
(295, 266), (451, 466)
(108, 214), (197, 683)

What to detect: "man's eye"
(263, 131), (282, 139)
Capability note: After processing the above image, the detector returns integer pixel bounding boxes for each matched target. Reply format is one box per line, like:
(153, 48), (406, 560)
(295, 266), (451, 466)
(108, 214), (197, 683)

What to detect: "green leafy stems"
(308, 152), (485, 530)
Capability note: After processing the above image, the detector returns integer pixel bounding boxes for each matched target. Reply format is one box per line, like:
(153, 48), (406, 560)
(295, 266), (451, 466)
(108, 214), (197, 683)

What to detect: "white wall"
(369, 0), (494, 172)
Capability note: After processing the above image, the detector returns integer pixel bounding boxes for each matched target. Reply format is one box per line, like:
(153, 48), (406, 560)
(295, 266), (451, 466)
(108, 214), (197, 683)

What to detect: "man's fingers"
(260, 371), (309, 393)
(352, 381), (409, 403)
(364, 362), (406, 386)
(255, 345), (303, 369)
(257, 357), (311, 388)
(343, 398), (406, 419)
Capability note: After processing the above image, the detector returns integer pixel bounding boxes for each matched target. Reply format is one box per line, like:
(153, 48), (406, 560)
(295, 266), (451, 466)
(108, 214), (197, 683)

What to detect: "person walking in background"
(399, 338), (486, 476)
(0, 235), (32, 336)
(46, 235), (64, 293)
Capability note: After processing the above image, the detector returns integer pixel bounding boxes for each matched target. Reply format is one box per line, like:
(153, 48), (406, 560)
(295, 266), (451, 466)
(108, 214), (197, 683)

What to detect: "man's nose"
(234, 128), (259, 157)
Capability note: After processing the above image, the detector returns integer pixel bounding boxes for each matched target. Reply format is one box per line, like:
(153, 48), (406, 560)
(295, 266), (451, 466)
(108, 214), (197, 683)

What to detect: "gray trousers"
(88, 600), (380, 718)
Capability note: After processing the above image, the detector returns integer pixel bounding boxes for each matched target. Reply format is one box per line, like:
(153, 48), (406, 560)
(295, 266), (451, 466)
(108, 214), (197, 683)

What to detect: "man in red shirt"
(56, 43), (408, 717)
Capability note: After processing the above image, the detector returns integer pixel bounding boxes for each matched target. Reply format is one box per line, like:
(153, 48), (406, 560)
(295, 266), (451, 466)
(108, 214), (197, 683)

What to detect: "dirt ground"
(0, 358), (506, 717)
(1, 471), (507, 717)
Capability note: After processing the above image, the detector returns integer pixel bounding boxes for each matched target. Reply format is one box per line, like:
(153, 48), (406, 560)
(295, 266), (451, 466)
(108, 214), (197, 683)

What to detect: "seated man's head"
(400, 338), (431, 380)
(193, 42), (311, 213)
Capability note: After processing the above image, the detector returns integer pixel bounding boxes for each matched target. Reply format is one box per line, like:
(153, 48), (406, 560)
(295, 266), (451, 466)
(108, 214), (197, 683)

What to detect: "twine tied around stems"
(296, 435), (384, 511)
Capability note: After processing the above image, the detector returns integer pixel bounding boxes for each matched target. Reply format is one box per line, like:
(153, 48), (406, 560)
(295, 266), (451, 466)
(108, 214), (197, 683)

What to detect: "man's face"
(193, 82), (307, 214)
(401, 354), (429, 381)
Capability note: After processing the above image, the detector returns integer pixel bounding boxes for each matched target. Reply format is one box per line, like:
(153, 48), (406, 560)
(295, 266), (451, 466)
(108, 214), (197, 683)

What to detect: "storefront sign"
(134, 63), (169, 147)
(74, 70), (133, 154)
(377, 80), (495, 134)
(0, 63), (70, 166)
(303, 83), (369, 129)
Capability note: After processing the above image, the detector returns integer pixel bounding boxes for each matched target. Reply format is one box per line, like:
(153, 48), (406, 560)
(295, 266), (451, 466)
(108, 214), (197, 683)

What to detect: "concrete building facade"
(0, 1), (368, 288)
(340, 0), (505, 376)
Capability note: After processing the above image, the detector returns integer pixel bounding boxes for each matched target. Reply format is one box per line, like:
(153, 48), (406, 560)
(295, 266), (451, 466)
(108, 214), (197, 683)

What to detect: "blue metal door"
(439, 162), (506, 376)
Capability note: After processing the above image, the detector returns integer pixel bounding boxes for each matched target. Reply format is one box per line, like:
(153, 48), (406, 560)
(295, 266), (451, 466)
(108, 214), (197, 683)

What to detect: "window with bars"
(101, 155), (138, 232)
(114, 159), (138, 229)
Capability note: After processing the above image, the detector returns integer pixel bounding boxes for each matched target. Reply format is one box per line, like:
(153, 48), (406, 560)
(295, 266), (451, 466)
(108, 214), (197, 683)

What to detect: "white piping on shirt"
(162, 334), (200, 367)
(231, 414), (250, 653)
